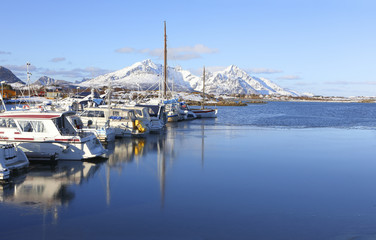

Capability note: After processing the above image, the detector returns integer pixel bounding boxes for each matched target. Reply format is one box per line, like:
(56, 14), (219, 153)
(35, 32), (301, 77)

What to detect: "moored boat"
(136, 104), (167, 132)
(0, 110), (106, 161)
(191, 108), (217, 118)
(79, 106), (151, 137)
(0, 144), (29, 180)
(191, 67), (218, 118)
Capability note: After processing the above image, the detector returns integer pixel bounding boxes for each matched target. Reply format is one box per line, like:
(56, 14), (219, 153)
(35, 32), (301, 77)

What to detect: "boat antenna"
(107, 80), (112, 124)
(27, 62), (32, 103)
(163, 21), (167, 99)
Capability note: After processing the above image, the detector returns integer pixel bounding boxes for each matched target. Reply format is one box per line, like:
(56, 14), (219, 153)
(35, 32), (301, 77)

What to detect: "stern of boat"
(81, 135), (107, 160)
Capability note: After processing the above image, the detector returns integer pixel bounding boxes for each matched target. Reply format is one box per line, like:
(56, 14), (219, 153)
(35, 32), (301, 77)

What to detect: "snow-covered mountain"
(80, 59), (300, 96)
(80, 59), (194, 91)
(0, 66), (25, 84)
(32, 76), (72, 87)
(190, 65), (298, 96)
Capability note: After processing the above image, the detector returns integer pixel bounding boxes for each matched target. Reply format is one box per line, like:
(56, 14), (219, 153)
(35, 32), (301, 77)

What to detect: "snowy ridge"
(32, 76), (72, 86)
(80, 59), (300, 96)
(80, 59), (193, 91)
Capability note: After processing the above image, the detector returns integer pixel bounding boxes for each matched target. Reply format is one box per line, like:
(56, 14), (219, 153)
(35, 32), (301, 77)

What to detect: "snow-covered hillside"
(32, 76), (72, 87)
(80, 59), (300, 96)
(80, 59), (194, 91)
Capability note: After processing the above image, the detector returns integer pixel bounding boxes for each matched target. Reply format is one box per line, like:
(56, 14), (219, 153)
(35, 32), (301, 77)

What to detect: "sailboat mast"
(107, 81), (111, 125)
(27, 62), (31, 100)
(201, 66), (205, 110)
(163, 21), (167, 99)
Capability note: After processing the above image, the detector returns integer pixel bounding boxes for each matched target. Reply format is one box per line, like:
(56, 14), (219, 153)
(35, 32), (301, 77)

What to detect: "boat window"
(85, 110), (105, 118)
(135, 110), (143, 118)
(30, 121), (46, 132)
(96, 111), (105, 117)
(18, 120), (46, 133)
(80, 110), (89, 117)
(60, 115), (77, 135)
(0, 118), (17, 128)
(120, 111), (129, 120)
(142, 108), (150, 119)
(113, 111), (120, 116)
(18, 120), (34, 132)
(53, 117), (63, 130)
(70, 116), (83, 129)
(128, 110), (136, 120)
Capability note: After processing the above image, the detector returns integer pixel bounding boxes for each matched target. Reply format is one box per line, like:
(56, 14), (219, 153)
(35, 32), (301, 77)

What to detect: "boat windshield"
(141, 108), (151, 120)
(52, 115), (78, 136)
(68, 116), (84, 130)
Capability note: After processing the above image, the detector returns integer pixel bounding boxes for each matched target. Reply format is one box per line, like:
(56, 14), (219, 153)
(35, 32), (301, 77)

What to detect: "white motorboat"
(179, 102), (197, 120)
(67, 114), (116, 143)
(79, 106), (150, 137)
(164, 99), (182, 122)
(0, 110), (106, 161)
(136, 104), (167, 133)
(0, 144), (29, 180)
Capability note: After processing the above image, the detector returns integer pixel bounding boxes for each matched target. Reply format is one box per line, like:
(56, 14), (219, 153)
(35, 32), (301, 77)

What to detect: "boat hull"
(84, 127), (116, 142)
(0, 144), (29, 180)
(191, 109), (217, 118)
(2, 136), (106, 161)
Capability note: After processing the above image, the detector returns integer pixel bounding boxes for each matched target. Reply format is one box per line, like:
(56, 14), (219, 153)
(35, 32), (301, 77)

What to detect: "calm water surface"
(2, 102), (376, 240)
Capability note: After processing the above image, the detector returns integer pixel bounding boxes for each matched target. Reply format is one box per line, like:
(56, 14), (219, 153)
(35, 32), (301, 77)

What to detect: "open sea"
(2, 101), (376, 240)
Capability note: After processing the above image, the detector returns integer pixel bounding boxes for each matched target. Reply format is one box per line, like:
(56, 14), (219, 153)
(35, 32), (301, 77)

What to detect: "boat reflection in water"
(0, 127), (184, 219)
(105, 131), (177, 207)
(0, 160), (104, 221)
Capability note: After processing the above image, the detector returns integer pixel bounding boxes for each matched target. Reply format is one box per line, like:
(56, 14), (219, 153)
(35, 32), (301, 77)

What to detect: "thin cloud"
(172, 44), (218, 54)
(50, 57), (66, 62)
(205, 66), (227, 72)
(39, 67), (111, 79)
(5, 64), (37, 72)
(189, 66), (226, 76)
(294, 82), (313, 86)
(116, 44), (218, 61)
(115, 47), (135, 53)
(173, 53), (202, 60)
(4, 64), (111, 81)
(325, 81), (376, 85)
(277, 75), (301, 80)
(0, 51), (11, 55)
(247, 68), (283, 74)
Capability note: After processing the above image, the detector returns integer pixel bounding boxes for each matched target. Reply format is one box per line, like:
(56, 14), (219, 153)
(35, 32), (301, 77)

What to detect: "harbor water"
(1, 102), (376, 239)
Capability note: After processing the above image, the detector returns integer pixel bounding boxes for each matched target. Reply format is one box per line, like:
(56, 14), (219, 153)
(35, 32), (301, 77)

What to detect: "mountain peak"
(79, 61), (300, 96)
(224, 64), (242, 74)
(0, 66), (25, 84)
(129, 59), (159, 71)
(142, 59), (153, 65)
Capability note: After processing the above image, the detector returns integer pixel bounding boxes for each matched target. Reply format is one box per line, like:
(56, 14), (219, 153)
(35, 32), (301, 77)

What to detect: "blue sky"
(1, 0), (375, 96)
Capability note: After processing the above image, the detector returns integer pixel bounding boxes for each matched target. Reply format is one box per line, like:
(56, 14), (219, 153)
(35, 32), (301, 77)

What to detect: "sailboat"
(161, 21), (182, 122)
(191, 67), (218, 118)
(140, 21), (181, 123)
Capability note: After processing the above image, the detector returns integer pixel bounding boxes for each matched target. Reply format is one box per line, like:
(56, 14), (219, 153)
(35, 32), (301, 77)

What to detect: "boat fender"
(135, 120), (147, 133)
